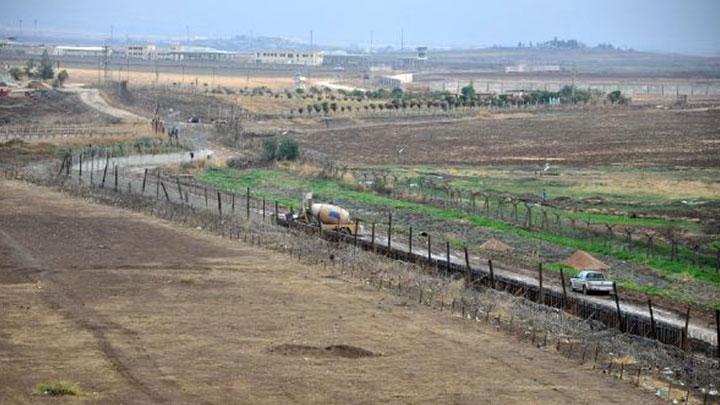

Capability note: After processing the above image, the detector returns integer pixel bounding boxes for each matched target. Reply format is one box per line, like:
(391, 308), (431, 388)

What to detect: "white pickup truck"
(570, 271), (614, 295)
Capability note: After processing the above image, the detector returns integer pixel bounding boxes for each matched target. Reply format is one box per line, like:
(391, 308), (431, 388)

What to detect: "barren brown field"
(65, 67), (334, 91)
(293, 107), (720, 167)
(0, 179), (661, 404)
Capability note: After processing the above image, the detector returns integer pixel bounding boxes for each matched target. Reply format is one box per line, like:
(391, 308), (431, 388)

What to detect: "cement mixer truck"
(295, 192), (360, 235)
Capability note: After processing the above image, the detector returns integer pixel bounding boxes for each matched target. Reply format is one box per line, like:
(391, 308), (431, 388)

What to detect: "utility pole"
(310, 29), (313, 49)
(370, 30), (374, 54)
(400, 27), (404, 51)
(571, 65), (576, 103)
(18, 19), (23, 36)
(126, 34), (130, 81)
(34, 19), (37, 37)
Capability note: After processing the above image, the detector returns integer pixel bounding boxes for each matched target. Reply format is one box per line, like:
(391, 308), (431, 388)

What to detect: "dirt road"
(0, 179), (660, 404)
(62, 86), (147, 123)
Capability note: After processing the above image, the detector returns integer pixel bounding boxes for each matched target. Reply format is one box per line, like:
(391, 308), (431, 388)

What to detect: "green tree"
(56, 70), (69, 86)
(461, 82), (477, 101)
(277, 138), (299, 160)
(38, 50), (55, 80)
(9, 66), (24, 81)
(391, 87), (403, 98)
(607, 90), (624, 104)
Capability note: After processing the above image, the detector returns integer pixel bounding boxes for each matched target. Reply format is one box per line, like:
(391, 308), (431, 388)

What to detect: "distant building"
(380, 73), (413, 89)
(161, 46), (236, 61)
(398, 46), (428, 69)
(126, 45), (158, 60)
(416, 46), (428, 61)
(322, 50), (369, 68)
(254, 51), (323, 66)
(505, 64), (561, 73)
(53, 46), (109, 58)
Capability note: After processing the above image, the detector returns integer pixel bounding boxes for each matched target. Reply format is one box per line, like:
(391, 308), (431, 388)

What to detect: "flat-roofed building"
(53, 46), (109, 57)
(255, 51), (323, 66)
(161, 46), (236, 61)
(126, 45), (158, 60)
(380, 73), (413, 89)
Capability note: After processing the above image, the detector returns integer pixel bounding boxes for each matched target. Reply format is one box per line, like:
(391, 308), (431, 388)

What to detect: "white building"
(505, 64), (561, 73)
(53, 46), (110, 58)
(126, 45), (158, 60)
(380, 73), (413, 89)
(255, 51), (323, 66)
(161, 46), (236, 61)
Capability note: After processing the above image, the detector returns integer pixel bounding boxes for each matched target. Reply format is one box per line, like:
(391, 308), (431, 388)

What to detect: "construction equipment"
(295, 192), (360, 235)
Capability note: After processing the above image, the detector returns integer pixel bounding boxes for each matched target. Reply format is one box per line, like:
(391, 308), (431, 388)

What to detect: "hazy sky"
(2, 0), (719, 54)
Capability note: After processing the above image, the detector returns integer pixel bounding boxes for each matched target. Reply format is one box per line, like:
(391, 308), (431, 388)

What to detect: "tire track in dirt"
(0, 228), (207, 404)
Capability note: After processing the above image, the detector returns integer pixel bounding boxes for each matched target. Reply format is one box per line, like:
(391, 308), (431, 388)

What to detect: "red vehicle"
(0, 88), (11, 97)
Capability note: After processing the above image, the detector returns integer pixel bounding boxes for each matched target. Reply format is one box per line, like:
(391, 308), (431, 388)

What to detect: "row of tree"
(289, 84), (629, 115)
(8, 50), (69, 87)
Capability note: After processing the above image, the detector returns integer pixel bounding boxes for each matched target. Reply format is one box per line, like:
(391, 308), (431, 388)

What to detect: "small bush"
(34, 381), (82, 397)
(262, 138), (278, 161)
(226, 157), (249, 169)
(277, 138), (300, 161)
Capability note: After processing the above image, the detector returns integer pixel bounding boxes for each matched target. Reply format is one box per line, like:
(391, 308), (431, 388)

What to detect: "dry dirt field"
(0, 179), (660, 404)
(293, 107), (720, 167)
(65, 67), (334, 91)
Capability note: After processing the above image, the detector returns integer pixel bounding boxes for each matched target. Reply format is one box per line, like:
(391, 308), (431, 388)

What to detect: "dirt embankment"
(0, 179), (660, 404)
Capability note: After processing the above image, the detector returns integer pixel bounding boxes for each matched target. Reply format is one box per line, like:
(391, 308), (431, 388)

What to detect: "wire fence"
(4, 154), (720, 403)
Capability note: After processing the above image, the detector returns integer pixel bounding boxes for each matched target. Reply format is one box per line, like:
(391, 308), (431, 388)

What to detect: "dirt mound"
(561, 250), (610, 271)
(270, 344), (377, 359)
(479, 238), (513, 252)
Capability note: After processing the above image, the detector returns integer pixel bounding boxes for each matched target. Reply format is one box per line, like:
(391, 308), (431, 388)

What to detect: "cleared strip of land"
(0, 180), (659, 404)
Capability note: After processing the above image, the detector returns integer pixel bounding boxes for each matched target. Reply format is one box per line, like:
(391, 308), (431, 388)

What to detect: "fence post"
(409, 226), (413, 255)
(716, 309), (720, 359)
(538, 262), (544, 304)
(232, 194), (236, 213)
(560, 268), (568, 307)
(176, 177), (183, 202)
(217, 191), (222, 217)
(445, 241), (451, 275)
(371, 223), (376, 249)
(142, 168), (148, 193)
(427, 234), (432, 263)
(464, 247), (472, 286)
(262, 199), (266, 222)
(387, 213), (392, 250)
(114, 165), (118, 192)
(160, 182), (170, 201)
(488, 259), (495, 289)
(78, 153), (82, 182)
(274, 201), (279, 224)
(246, 187), (250, 219)
(101, 157), (109, 189)
(647, 298), (656, 339)
(354, 219), (360, 247)
(682, 306), (691, 350)
(155, 168), (160, 198)
(613, 282), (623, 331)
(90, 152), (94, 185)
(204, 187), (208, 208)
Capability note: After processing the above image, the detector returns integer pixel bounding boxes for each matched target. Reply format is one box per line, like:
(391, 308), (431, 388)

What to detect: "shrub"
(34, 381), (82, 397)
(262, 138), (278, 161)
(277, 138), (300, 161)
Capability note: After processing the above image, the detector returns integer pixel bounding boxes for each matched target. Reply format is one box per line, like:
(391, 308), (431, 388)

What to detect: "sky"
(2, 0), (719, 55)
